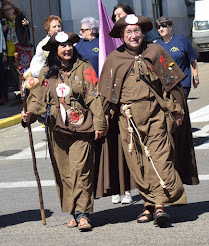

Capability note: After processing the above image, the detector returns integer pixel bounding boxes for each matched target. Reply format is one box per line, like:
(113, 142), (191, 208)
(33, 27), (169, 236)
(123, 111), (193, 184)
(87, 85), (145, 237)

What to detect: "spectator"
(112, 3), (135, 22)
(107, 2), (136, 205)
(0, 20), (7, 105)
(2, 0), (30, 106)
(27, 15), (62, 78)
(156, 16), (199, 99)
(75, 17), (99, 76)
(112, 3), (160, 42)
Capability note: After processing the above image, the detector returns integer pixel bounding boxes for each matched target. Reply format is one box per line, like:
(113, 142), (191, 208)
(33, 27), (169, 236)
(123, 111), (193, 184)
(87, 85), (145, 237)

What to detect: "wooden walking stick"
(15, 53), (46, 225)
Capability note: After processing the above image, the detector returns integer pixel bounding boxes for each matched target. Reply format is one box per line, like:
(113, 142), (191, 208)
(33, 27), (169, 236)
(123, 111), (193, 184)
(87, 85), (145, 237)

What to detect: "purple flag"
(98, 0), (122, 76)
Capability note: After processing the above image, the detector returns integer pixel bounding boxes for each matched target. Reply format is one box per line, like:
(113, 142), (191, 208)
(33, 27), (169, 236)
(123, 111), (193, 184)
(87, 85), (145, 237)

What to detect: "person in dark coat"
(2, 0), (30, 105)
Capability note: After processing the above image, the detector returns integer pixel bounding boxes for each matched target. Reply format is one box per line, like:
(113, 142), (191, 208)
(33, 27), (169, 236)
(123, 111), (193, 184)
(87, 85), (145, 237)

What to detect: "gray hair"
(81, 17), (100, 35)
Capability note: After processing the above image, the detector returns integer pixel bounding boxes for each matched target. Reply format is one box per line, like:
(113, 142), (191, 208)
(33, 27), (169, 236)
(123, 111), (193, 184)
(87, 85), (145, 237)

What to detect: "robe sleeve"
(26, 67), (49, 116)
(163, 89), (184, 115)
(81, 63), (106, 131)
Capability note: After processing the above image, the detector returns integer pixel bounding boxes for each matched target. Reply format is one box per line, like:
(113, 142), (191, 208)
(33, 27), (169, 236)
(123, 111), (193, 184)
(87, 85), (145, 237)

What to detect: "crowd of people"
(0, 0), (198, 232)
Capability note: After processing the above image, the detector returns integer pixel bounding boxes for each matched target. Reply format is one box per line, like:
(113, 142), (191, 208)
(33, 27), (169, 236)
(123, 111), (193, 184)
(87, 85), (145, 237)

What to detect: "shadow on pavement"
(167, 201), (209, 224)
(91, 198), (209, 228)
(0, 209), (53, 228)
(92, 194), (143, 227)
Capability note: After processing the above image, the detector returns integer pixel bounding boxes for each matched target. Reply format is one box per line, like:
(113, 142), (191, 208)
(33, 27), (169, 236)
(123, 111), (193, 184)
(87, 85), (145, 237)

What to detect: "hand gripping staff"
(14, 53), (46, 225)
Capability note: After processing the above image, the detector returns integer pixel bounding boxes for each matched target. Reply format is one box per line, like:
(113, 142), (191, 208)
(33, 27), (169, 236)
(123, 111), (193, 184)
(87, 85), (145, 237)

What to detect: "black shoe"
(154, 207), (170, 227)
(137, 206), (154, 223)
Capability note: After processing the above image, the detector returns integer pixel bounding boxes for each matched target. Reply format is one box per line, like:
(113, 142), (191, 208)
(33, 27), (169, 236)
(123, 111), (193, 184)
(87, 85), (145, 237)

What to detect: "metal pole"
(29, 0), (36, 55)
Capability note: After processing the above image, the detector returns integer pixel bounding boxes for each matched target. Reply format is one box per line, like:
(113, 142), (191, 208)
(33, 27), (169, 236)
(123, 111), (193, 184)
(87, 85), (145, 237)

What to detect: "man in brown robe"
(99, 14), (199, 227)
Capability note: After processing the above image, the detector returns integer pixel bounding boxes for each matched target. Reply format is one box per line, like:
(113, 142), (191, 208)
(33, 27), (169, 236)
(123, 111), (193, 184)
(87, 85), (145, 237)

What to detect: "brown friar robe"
(96, 41), (199, 202)
(23, 59), (105, 215)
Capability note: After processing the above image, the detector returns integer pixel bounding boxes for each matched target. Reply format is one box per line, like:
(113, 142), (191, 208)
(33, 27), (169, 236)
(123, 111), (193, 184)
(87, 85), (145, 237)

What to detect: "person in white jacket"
(27, 15), (62, 77)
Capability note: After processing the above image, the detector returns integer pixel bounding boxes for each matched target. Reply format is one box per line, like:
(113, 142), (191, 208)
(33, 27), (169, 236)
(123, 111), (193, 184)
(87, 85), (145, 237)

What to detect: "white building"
(11, 0), (192, 48)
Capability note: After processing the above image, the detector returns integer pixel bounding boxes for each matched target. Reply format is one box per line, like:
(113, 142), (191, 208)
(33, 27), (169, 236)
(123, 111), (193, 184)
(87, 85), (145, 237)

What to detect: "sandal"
(137, 206), (154, 223)
(78, 217), (92, 231)
(67, 218), (78, 228)
(154, 207), (170, 226)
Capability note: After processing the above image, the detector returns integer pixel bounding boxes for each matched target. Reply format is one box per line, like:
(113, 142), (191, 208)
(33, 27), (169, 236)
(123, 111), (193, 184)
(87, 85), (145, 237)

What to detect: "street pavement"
(0, 62), (209, 245)
(0, 91), (22, 130)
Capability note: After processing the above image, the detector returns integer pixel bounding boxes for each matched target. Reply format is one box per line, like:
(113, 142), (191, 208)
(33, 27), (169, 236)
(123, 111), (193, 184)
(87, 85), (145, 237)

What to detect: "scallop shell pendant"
(56, 83), (70, 98)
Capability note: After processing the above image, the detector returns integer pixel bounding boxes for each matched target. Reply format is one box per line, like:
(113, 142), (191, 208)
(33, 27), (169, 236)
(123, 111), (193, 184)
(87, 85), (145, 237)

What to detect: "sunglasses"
(80, 28), (89, 33)
(157, 23), (168, 29)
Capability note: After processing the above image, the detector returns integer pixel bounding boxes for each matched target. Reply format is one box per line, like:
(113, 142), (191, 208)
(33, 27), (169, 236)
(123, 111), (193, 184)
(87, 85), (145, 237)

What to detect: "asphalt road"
(0, 62), (209, 246)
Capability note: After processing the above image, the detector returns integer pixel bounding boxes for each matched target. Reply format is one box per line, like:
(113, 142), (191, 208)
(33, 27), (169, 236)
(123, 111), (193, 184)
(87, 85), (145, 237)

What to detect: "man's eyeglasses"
(157, 23), (168, 29)
(80, 28), (89, 33)
(124, 28), (142, 36)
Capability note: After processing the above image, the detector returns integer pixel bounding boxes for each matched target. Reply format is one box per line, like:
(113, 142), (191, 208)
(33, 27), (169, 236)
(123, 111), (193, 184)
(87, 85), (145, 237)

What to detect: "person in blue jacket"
(156, 16), (199, 99)
(75, 17), (99, 76)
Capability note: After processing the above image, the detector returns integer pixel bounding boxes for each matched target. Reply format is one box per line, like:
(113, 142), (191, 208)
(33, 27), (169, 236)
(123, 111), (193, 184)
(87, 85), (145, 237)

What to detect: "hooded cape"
(97, 42), (199, 195)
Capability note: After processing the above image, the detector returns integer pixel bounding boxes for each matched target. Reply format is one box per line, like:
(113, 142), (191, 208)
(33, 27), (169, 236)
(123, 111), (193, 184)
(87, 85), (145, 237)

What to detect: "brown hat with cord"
(42, 31), (80, 51)
(109, 14), (153, 38)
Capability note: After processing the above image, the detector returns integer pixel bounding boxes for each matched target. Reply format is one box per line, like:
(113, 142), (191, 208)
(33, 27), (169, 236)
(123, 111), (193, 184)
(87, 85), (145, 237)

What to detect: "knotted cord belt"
(122, 104), (166, 189)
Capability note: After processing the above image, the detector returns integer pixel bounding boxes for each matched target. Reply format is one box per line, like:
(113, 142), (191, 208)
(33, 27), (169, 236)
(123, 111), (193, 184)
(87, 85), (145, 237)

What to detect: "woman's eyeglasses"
(80, 29), (89, 33)
(157, 23), (168, 29)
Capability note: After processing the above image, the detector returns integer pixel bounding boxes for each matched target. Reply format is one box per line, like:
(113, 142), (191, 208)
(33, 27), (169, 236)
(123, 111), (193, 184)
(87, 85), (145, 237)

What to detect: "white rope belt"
(122, 104), (166, 189)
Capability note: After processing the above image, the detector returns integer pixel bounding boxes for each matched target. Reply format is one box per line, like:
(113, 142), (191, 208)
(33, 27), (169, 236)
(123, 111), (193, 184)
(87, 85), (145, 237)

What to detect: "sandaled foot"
(154, 206), (170, 226)
(137, 207), (154, 223)
(78, 217), (92, 232)
(67, 218), (78, 228)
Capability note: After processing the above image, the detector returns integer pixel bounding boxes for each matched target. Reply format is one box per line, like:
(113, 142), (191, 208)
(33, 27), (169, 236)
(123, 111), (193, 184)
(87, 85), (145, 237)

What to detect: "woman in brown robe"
(21, 31), (105, 231)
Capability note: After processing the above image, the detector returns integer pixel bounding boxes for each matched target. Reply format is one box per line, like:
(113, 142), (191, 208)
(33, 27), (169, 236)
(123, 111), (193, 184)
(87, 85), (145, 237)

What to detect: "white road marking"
(195, 139), (209, 149)
(26, 125), (45, 132)
(0, 175), (209, 189)
(190, 105), (209, 123)
(199, 175), (209, 180)
(0, 142), (49, 160)
(0, 180), (55, 188)
(193, 124), (209, 137)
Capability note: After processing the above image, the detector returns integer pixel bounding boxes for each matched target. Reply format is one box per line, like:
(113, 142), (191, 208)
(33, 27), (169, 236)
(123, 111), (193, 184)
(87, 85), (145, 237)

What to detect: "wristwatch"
(194, 77), (199, 81)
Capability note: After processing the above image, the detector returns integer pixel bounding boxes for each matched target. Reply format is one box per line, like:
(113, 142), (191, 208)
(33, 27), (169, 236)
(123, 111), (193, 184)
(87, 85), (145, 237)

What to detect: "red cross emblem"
(58, 85), (66, 96)
(84, 68), (98, 84)
(42, 80), (48, 87)
(160, 56), (167, 70)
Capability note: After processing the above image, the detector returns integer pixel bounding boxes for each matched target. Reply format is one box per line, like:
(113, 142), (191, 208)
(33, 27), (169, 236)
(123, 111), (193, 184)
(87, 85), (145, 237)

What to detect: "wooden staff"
(15, 53), (46, 225)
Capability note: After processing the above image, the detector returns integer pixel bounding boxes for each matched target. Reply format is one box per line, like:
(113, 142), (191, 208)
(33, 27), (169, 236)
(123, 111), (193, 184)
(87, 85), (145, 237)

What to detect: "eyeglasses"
(124, 28), (142, 36)
(80, 28), (89, 33)
(3, 7), (13, 13)
(157, 23), (168, 29)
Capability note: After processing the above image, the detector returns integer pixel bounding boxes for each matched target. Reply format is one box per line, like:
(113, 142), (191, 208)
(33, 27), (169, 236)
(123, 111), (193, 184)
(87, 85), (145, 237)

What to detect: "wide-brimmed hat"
(109, 14), (153, 38)
(42, 31), (80, 51)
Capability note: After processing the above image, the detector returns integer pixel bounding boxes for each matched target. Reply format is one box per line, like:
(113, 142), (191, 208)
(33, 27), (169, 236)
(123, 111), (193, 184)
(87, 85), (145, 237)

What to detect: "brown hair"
(2, 0), (22, 18)
(156, 16), (173, 27)
(44, 15), (62, 34)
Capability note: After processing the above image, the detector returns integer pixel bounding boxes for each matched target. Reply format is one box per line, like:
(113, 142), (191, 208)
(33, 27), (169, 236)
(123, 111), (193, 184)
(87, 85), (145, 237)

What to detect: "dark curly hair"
(111, 3), (135, 23)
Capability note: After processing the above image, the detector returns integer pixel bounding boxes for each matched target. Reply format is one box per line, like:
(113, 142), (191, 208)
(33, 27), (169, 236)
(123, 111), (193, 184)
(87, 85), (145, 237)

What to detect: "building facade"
(10, 0), (192, 48)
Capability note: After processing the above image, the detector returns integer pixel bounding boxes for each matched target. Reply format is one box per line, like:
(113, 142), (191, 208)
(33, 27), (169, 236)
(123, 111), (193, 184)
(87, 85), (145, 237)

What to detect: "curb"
(0, 114), (22, 130)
